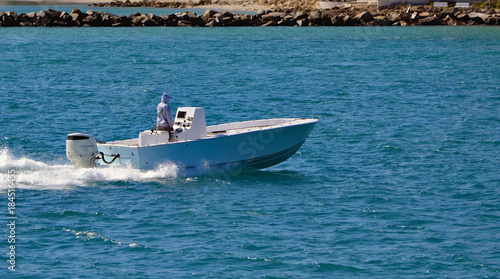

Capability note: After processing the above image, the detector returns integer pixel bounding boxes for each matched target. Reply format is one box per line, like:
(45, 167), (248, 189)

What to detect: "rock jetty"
(0, 5), (499, 27)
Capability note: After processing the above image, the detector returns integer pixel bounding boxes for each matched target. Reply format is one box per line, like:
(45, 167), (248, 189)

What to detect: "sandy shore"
(0, 0), (270, 12)
(191, 3), (270, 12)
(0, 0), (115, 3)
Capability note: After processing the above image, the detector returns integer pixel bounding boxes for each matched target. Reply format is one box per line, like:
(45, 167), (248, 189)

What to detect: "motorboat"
(66, 107), (318, 170)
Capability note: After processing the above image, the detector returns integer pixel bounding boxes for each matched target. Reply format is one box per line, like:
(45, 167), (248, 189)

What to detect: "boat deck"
(101, 118), (313, 147)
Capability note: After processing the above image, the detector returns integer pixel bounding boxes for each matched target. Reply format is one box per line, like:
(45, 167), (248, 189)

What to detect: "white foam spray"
(0, 148), (179, 190)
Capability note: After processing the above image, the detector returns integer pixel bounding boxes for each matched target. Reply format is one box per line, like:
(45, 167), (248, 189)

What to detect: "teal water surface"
(0, 26), (499, 277)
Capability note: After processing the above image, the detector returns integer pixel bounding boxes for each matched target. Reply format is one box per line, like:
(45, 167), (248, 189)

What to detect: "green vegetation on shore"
(472, 0), (500, 9)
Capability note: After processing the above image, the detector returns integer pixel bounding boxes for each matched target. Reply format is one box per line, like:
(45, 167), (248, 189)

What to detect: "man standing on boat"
(157, 93), (173, 138)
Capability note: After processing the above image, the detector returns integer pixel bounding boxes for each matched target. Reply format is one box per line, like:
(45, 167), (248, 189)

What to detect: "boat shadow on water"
(178, 163), (307, 184)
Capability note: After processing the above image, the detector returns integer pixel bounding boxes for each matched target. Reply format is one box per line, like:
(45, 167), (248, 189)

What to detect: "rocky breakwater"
(0, 6), (499, 27)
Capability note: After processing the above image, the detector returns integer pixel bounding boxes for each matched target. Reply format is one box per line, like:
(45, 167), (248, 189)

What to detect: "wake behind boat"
(66, 107), (318, 170)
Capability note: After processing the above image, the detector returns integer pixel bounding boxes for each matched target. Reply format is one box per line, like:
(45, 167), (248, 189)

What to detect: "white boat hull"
(97, 118), (317, 170)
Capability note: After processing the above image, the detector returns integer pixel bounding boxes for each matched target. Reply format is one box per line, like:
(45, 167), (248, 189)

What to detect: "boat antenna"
(138, 89), (158, 134)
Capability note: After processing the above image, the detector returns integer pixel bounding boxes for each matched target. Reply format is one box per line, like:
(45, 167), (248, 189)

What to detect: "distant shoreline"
(1, 1), (499, 27)
(0, 0), (269, 13)
(1, 5), (499, 27)
(0, 0), (113, 4)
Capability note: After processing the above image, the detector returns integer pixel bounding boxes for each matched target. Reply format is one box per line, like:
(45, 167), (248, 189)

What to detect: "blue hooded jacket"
(157, 93), (173, 130)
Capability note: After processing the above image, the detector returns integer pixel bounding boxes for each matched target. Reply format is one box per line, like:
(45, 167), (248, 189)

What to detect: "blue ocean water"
(0, 24), (499, 278)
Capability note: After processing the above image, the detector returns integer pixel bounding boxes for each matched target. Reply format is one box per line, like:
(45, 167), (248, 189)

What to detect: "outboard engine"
(66, 133), (99, 168)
